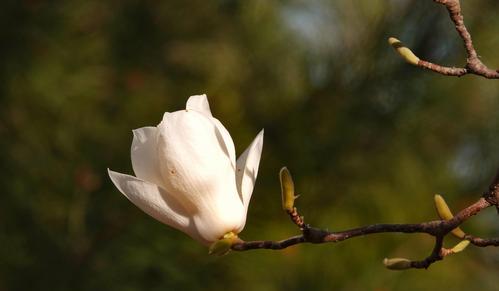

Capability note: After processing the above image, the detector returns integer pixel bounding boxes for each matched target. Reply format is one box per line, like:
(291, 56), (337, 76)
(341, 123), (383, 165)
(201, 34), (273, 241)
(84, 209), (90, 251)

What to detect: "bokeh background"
(1, 0), (499, 290)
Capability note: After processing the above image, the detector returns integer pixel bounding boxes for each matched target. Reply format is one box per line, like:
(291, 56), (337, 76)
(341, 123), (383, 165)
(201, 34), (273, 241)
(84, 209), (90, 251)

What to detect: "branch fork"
(389, 0), (499, 79)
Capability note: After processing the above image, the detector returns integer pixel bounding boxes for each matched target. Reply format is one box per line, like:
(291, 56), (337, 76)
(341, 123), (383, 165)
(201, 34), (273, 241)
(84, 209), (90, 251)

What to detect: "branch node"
(303, 225), (330, 244)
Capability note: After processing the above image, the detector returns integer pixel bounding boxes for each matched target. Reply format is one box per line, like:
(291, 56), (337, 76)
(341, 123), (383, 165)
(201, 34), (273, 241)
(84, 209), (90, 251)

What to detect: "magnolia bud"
(434, 194), (466, 239)
(383, 257), (412, 270)
(280, 167), (296, 212)
(388, 37), (420, 65)
(208, 232), (239, 256)
(451, 240), (470, 253)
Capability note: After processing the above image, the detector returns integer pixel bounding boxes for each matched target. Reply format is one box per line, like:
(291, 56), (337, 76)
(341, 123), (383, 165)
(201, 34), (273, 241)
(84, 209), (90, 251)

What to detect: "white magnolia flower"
(108, 94), (264, 245)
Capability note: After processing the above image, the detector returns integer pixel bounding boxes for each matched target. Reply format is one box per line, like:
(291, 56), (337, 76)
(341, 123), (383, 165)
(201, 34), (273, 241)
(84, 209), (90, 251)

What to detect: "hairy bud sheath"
(434, 194), (466, 239)
(208, 232), (240, 256)
(388, 37), (420, 65)
(280, 167), (296, 212)
(451, 240), (470, 253)
(383, 258), (412, 270)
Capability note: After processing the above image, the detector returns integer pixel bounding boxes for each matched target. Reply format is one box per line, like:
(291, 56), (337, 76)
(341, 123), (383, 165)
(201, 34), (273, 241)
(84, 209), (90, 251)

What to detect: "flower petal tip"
(107, 168), (120, 183)
(186, 94), (212, 116)
(255, 129), (264, 146)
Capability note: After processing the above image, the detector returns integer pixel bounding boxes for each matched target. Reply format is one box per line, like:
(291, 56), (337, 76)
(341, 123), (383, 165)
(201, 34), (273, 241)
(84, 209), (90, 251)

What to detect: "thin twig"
(231, 235), (305, 251)
(286, 207), (305, 229)
(389, 0), (499, 79)
(465, 235), (499, 247)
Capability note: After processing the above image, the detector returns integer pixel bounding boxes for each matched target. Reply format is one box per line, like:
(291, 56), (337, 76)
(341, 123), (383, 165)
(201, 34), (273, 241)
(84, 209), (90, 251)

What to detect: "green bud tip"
(280, 167), (296, 212)
(208, 232), (239, 256)
(451, 240), (470, 253)
(434, 194), (466, 239)
(383, 257), (412, 270)
(388, 37), (420, 65)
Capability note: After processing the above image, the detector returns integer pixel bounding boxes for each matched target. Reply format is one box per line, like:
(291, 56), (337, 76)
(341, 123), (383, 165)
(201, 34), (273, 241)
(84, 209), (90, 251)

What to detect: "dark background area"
(1, 0), (499, 290)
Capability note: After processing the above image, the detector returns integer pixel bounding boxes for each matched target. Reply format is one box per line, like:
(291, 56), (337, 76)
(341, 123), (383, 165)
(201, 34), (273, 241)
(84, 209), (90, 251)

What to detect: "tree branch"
(389, 0), (499, 79)
(232, 168), (499, 270)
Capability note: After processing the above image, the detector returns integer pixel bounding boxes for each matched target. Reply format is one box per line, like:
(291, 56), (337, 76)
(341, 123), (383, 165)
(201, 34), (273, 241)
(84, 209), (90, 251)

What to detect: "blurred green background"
(1, 0), (499, 290)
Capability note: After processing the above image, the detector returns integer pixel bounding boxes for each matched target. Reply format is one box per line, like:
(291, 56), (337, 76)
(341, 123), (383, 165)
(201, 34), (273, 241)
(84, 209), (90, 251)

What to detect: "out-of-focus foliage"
(1, 0), (499, 290)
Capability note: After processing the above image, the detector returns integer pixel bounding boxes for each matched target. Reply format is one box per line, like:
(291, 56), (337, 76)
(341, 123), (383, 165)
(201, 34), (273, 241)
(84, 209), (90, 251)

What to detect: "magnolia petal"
(191, 204), (245, 242)
(186, 94), (212, 117)
(131, 127), (165, 188)
(157, 111), (240, 211)
(156, 110), (246, 240)
(212, 118), (236, 169)
(187, 94), (236, 167)
(236, 129), (264, 210)
(107, 169), (208, 244)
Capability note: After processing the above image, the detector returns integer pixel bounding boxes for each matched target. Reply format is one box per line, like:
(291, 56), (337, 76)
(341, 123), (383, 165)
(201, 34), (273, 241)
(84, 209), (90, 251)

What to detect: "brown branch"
(231, 235), (305, 251)
(488, 170), (499, 211)
(465, 235), (499, 247)
(411, 236), (444, 269)
(286, 207), (305, 229)
(232, 168), (499, 270)
(452, 171), (499, 247)
(389, 0), (499, 79)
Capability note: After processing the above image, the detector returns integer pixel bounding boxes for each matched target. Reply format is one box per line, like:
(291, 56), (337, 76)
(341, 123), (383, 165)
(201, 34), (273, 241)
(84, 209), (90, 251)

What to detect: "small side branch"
(389, 0), (499, 79)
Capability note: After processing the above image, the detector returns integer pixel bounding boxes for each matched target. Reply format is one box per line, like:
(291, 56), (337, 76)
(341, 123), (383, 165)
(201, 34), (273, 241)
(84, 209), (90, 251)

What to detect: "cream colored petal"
(236, 130), (264, 210)
(131, 127), (165, 188)
(157, 111), (238, 209)
(186, 94), (212, 117)
(156, 110), (245, 240)
(185, 94), (236, 166)
(186, 94), (236, 168)
(108, 169), (208, 244)
(212, 118), (236, 170)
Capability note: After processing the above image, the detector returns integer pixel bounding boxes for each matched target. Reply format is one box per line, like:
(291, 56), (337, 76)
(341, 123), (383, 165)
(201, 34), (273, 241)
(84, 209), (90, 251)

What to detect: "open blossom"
(108, 94), (264, 245)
